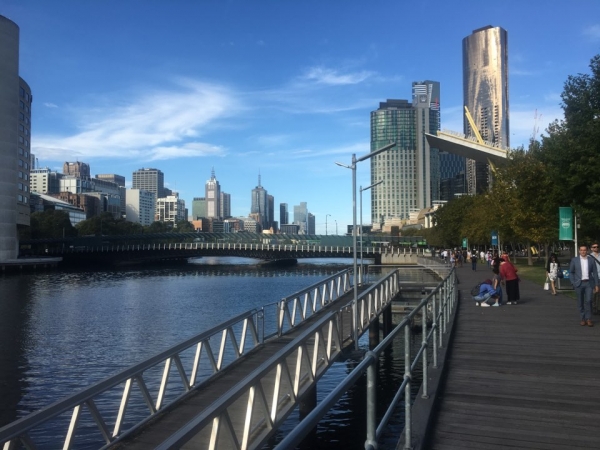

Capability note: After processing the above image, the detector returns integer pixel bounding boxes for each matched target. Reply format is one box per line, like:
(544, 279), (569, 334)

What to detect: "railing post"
(365, 352), (377, 450)
(421, 300), (428, 399)
(432, 290), (438, 368)
(404, 325), (412, 449)
(438, 284), (444, 349)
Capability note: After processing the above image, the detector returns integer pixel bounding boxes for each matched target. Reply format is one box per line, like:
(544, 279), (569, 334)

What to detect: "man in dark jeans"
(471, 252), (477, 271)
(590, 242), (600, 315)
(569, 244), (599, 326)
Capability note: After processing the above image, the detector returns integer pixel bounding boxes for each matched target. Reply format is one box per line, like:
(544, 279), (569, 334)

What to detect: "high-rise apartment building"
(63, 161), (91, 179)
(205, 168), (220, 219)
(96, 174), (125, 187)
(132, 168), (165, 199)
(156, 193), (186, 224)
(463, 25), (509, 194)
(126, 189), (155, 226)
(370, 84), (440, 225)
(0, 15), (32, 260)
(192, 197), (207, 219)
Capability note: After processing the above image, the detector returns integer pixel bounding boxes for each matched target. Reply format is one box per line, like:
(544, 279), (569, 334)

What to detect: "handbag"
(544, 278), (550, 290)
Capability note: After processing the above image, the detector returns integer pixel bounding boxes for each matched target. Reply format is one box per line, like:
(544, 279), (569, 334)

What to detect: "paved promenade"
(426, 260), (600, 449)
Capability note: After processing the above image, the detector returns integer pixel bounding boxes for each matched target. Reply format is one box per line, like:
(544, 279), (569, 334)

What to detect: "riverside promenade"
(422, 259), (600, 449)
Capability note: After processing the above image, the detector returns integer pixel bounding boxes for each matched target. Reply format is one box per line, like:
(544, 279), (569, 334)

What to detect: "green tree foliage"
(175, 220), (195, 232)
(539, 54), (600, 238)
(29, 210), (76, 239)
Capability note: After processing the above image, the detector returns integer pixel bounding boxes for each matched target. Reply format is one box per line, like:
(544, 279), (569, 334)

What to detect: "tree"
(29, 210), (76, 239)
(539, 54), (600, 238)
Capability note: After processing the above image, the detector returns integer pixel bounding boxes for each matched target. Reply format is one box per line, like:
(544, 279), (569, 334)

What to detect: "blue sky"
(4, 1), (600, 234)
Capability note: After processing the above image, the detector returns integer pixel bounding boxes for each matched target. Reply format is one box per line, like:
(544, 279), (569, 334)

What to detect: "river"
(0, 257), (436, 449)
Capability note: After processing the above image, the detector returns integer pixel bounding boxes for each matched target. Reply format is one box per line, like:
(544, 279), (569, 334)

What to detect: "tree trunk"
(527, 240), (533, 266)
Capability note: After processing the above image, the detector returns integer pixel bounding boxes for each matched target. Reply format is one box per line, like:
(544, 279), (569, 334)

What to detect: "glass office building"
(463, 25), (509, 194)
(370, 81), (440, 225)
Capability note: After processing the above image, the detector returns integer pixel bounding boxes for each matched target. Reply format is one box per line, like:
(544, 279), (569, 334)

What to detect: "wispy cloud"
(300, 66), (375, 86)
(43, 102), (58, 108)
(583, 24), (600, 41)
(33, 79), (240, 162)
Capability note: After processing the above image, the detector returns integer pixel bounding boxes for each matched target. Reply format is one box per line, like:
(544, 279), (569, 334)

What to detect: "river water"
(0, 257), (437, 449)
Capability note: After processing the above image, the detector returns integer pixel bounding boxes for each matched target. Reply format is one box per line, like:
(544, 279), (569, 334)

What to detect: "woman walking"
(546, 253), (561, 295)
(500, 253), (520, 304)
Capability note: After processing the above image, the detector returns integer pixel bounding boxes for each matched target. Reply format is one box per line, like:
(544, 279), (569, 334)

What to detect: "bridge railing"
(47, 242), (432, 256)
(0, 270), (353, 450)
(274, 262), (458, 450)
(150, 268), (402, 449)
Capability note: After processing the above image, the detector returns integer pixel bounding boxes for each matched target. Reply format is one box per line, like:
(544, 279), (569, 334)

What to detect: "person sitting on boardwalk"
(473, 279), (500, 307)
(569, 244), (599, 327)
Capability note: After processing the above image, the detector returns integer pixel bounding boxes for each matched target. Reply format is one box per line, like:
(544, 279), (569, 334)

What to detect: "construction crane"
(464, 106), (484, 144)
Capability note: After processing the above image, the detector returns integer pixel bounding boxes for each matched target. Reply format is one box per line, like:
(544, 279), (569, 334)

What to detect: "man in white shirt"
(569, 245), (599, 326)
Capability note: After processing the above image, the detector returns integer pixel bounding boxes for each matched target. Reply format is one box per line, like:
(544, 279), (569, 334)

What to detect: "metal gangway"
(0, 259), (458, 449)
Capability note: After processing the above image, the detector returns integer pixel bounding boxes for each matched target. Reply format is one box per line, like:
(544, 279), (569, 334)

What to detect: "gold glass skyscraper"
(463, 25), (509, 194)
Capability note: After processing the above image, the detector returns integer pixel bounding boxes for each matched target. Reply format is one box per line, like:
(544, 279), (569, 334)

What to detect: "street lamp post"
(335, 220), (338, 235)
(359, 180), (384, 284)
(326, 214), (331, 236)
(335, 142), (396, 349)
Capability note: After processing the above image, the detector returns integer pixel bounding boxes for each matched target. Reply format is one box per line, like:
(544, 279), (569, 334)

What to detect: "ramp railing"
(0, 270), (352, 450)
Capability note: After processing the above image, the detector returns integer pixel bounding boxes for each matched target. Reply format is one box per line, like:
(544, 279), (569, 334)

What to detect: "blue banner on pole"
(491, 231), (498, 246)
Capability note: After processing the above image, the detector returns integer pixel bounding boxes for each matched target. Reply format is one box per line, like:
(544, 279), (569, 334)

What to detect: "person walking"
(546, 253), (561, 295)
(569, 244), (599, 327)
(470, 252), (477, 271)
(590, 242), (600, 314)
(499, 254), (520, 304)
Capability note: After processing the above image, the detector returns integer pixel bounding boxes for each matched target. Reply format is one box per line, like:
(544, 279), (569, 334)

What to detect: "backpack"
(470, 283), (482, 296)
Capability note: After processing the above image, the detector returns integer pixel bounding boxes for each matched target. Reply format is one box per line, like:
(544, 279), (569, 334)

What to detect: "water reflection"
(0, 275), (32, 425)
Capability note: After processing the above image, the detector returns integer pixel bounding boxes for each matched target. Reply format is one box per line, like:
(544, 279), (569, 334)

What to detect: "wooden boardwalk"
(426, 262), (600, 449)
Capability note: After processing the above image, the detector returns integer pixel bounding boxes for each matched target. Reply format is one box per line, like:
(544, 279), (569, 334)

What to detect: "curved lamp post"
(326, 214), (331, 236)
(335, 142), (396, 349)
(359, 180), (384, 284)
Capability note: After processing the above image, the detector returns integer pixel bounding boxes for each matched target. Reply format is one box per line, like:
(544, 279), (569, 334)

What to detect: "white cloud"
(32, 80), (240, 162)
(583, 24), (600, 41)
(301, 66), (375, 86)
(43, 102), (58, 108)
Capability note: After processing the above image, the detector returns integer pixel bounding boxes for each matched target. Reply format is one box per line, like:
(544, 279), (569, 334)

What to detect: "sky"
(4, 0), (600, 234)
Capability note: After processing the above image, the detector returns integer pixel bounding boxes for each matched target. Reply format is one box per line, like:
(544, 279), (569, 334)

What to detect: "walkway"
(426, 260), (600, 449)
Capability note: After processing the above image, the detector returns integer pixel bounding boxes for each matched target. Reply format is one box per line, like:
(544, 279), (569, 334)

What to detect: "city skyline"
(3, 1), (599, 233)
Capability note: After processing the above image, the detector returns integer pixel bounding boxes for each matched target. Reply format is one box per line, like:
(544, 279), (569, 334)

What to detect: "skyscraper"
(251, 173), (269, 228)
(205, 168), (220, 219)
(132, 168), (165, 199)
(463, 25), (509, 194)
(280, 203), (288, 225)
(293, 202), (308, 234)
(370, 83), (440, 226)
(0, 15), (32, 260)
(220, 192), (231, 219)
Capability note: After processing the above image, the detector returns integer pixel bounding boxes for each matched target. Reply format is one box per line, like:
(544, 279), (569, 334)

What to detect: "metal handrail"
(274, 261), (457, 450)
(152, 269), (402, 449)
(0, 270), (353, 450)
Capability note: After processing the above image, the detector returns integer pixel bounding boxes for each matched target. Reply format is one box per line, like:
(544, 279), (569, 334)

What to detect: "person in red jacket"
(500, 253), (520, 305)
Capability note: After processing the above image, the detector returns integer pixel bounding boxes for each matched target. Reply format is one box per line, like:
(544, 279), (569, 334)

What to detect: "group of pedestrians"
(472, 251), (521, 306)
(469, 243), (600, 327)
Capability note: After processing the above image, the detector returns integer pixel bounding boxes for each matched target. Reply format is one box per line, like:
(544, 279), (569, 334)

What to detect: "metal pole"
(432, 290), (438, 368)
(365, 353), (377, 450)
(360, 185), (363, 285)
(352, 153), (359, 350)
(404, 325), (412, 449)
(422, 301), (429, 399)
